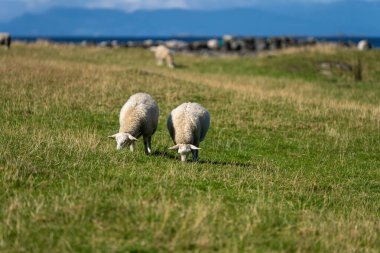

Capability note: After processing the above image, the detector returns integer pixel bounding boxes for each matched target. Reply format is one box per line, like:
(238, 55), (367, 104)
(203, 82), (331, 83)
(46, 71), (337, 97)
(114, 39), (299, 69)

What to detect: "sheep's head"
(108, 133), (138, 150)
(168, 144), (200, 162)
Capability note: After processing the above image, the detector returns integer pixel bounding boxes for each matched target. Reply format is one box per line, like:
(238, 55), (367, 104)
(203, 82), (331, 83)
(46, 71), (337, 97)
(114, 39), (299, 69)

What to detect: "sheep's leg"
(143, 136), (152, 155)
(191, 149), (199, 162)
(129, 142), (136, 152)
(191, 141), (200, 162)
(157, 58), (163, 66)
(166, 56), (174, 68)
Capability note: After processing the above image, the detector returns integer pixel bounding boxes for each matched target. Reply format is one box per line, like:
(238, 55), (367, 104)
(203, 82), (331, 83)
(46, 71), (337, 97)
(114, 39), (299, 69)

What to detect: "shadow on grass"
(152, 150), (253, 168)
(152, 150), (177, 159)
(173, 63), (187, 69)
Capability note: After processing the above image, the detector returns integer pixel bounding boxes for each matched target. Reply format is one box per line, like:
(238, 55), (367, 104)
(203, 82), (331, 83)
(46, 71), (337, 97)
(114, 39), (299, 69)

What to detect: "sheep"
(207, 39), (219, 50)
(167, 102), (210, 162)
(150, 45), (175, 68)
(358, 40), (371, 51)
(0, 33), (11, 49)
(108, 93), (159, 154)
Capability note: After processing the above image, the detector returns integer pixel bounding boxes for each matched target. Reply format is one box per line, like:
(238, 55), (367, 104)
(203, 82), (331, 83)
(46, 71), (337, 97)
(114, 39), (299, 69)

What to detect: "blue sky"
(0, 0), (377, 21)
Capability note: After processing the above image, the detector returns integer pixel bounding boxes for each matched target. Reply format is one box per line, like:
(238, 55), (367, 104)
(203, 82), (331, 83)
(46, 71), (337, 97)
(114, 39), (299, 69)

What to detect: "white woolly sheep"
(150, 45), (175, 68)
(109, 93), (159, 154)
(167, 102), (210, 162)
(0, 33), (11, 49)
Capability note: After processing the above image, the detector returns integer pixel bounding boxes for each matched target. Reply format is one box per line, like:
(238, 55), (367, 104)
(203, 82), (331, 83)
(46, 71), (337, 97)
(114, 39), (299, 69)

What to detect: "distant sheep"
(167, 102), (210, 162)
(0, 33), (11, 49)
(207, 39), (219, 50)
(165, 40), (187, 50)
(109, 93), (159, 154)
(357, 40), (371, 51)
(150, 45), (175, 68)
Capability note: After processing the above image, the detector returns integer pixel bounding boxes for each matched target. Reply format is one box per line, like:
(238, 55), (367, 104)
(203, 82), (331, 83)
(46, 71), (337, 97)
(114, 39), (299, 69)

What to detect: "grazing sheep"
(109, 93), (159, 154)
(150, 45), (175, 68)
(0, 33), (11, 49)
(167, 102), (210, 162)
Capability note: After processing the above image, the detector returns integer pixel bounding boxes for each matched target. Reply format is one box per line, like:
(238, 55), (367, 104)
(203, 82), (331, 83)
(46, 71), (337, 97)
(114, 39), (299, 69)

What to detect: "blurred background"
(0, 0), (379, 48)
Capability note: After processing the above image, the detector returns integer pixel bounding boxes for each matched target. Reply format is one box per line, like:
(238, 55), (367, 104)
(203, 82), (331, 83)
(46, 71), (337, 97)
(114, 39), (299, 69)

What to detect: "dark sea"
(13, 36), (380, 48)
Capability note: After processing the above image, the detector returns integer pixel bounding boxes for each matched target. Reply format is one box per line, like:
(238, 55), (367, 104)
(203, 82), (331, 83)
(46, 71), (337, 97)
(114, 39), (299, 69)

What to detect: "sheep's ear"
(108, 134), (117, 139)
(168, 144), (180, 150)
(189, 145), (200, 150)
(126, 133), (138, 141)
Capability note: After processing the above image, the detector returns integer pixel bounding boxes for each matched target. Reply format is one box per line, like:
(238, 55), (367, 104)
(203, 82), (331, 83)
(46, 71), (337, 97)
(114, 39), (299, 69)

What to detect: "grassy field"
(0, 43), (379, 252)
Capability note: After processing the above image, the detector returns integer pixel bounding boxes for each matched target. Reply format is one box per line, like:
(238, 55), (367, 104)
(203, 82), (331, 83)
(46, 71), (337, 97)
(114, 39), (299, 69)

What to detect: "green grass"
(1, 43), (380, 252)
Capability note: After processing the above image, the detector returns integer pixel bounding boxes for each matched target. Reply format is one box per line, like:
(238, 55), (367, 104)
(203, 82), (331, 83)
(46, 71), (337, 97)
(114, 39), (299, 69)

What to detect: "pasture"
(0, 43), (379, 252)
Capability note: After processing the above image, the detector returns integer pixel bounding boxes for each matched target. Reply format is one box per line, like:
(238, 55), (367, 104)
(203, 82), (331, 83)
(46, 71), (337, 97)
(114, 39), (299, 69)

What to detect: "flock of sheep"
(108, 93), (210, 162)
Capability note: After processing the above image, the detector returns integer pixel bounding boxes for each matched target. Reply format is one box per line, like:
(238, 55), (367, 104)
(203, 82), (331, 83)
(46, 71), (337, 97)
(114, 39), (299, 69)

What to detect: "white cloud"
(84, 0), (188, 11)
